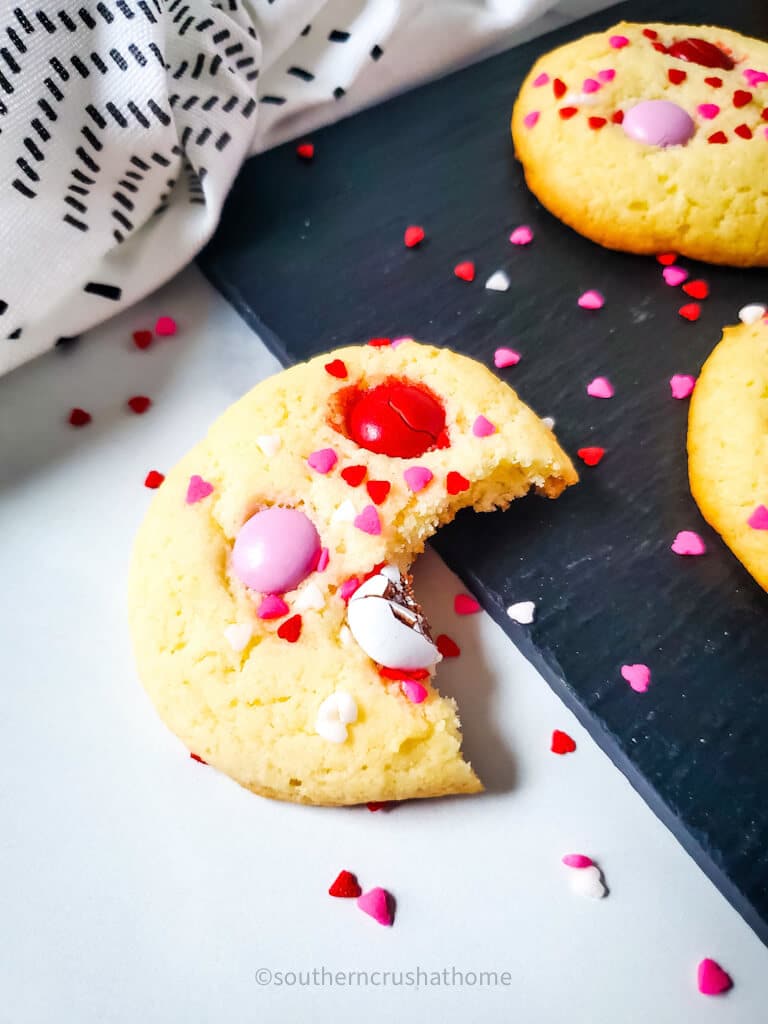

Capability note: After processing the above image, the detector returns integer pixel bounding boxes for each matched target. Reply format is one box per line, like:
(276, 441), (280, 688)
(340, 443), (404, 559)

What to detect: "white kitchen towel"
(0, 0), (616, 376)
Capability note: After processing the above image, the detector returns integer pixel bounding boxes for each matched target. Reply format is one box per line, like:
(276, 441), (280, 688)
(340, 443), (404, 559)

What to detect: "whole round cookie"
(512, 22), (768, 267)
(688, 317), (768, 590)
(129, 340), (577, 805)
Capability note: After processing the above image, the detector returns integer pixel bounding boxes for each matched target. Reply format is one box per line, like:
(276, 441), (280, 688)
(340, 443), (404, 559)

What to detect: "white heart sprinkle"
(739, 303), (766, 325)
(507, 600), (536, 625)
(332, 499), (357, 523)
(485, 270), (510, 292)
(257, 434), (281, 457)
(315, 690), (358, 743)
(224, 622), (253, 652)
(541, 416), (555, 430)
(293, 581), (325, 612)
(568, 864), (607, 900)
(339, 625), (353, 647)
(563, 91), (599, 106)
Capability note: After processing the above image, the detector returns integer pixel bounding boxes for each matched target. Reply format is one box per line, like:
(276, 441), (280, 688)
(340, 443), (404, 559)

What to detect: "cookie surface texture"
(129, 341), (577, 805)
(512, 22), (768, 267)
(688, 320), (768, 590)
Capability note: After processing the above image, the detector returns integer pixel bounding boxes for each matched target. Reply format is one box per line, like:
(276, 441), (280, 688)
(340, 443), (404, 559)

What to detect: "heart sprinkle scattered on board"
(578, 289), (604, 310)
(656, 252), (678, 265)
(621, 663), (651, 693)
(563, 860), (607, 899)
(485, 270), (510, 292)
(662, 266), (688, 287)
(132, 329), (153, 349)
(739, 303), (767, 324)
(357, 887), (394, 926)
(509, 225), (534, 245)
(127, 395), (151, 414)
(507, 600), (535, 624)
(551, 730), (576, 754)
(586, 377), (614, 399)
(296, 142), (315, 161)
(155, 316), (177, 337)
(494, 347), (521, 368)
(671, 531), (706, 556)
(682, 279), (709, 300)
(329, 870), (362, 898)
(436, 634), (461, 658)
(454, 594), (481, 615)
(697, 959), (733, 996)
(404, 225), (425, 248)
(562, 853), (593, 868)
(577, 446), (605, 466)
(144, 470), (165, 489)
(68, 407), (92, 427)
(679, 302), (701, 322)
(670, 374), (696, 399)
(454, 261), (475, 282)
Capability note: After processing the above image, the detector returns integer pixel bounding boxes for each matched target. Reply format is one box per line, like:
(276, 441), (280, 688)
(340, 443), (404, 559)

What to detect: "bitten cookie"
(129, 340), (577, 805)
(512, 21), (768, 267)
(688, 318), (768, 590)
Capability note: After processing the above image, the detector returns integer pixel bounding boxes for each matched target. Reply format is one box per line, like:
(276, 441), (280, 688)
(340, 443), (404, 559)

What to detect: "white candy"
(568, 864), (607, 900)
(541, 416), (555, 430)
(739, 303), (767, 325)
(347, 571), (441, 670)
(293, 581), (325, 612)
(485, 270), (510, 292)
(257, 434), (281, 457)
(331, 499), (357, 523)
(224, 622), (253, 652)
(507, 601), (536, 625)
(315, 690), (358, 743)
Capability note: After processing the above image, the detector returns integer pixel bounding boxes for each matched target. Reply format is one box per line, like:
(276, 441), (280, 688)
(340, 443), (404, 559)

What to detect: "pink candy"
(747, 505), (768, 530)
(523, 111), (540, 128)
(401, 679), (428, 704)
(257, 595), (290, 619)
(562, 854), (594, 869)
(662, 266), (689, 287)
(697, 103), (720, 120)
(586, 377), (614, 399)
(509, 225), (533, 246)
(494, 347), (521, 367)
(354, 505), (381, 536)
(185, 474), (214, 504)
(669, 374), (696, 399)
(671, 530), (706, 556)
(357, 887), (393, 927)
(621, 663), (651, 693)
(472, 414), (496, 437)
(307, 448), (338, 474)
(609, 35), (629, 49)
(578, 289), (605, 310)
(404, 466), (433, 492)
(533, 72), (550, 87)
(232, 507), (321, 594)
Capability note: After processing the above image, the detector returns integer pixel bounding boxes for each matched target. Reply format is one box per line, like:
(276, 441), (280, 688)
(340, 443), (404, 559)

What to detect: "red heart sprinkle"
(704, 76), (723, 87)
(642, 28), (658, 39)
(454, 261), (475, 282)
(324, 358), (348, 379)
(341, 465), (367, 487)
(296, 142), (314, 160)
(656, 252), (677, 265)
(679, 302), (701, 322)
(682, 279), (709, 299)
(667, 68), (687, 84)
(277, 615), (302, 643)
(127, 395), (151, 414)
(559, 106), (578, 120)
(551, 729), (577, 755)
(454, 594), (481, 615)
(329, 870), (362, 898)
(707, 130), (728, 144)
(367, 337), (392, 347)
(762, 108), (768, 121)
(588, 116), (606, 130)
(734, 123), (753, 139)
(733, 89), (752, 108)
(366, 802), (389, 812)
(577, 446), (605, 466)
(132, 329), (153, 349)
(404, 225), (425, 248)
(68, 407), (91, 427)
(436, 634), (461, 658)
(366, 480), (391, 505)
(379, 667), (429, 681)
(144, 470), (165, 489)
(611, 110), (624, 124)
(190, 752), (208, 765)
(446, 471), (470, 495)
(652, 42), (667, 53)
(553, 78), (566, 98)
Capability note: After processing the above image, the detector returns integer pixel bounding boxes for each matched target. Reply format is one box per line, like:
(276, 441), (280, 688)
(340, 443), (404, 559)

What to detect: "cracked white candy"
(315, 690), (358, 744)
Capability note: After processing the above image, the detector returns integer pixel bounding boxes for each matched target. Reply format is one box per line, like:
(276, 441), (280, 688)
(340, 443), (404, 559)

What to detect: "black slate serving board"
(199, 0), (768, 944)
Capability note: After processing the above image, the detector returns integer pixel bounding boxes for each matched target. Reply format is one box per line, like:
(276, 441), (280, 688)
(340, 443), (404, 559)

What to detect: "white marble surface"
(1, 265), (766, 1023)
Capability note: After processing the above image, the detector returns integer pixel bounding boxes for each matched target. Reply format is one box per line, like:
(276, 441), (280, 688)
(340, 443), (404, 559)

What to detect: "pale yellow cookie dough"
(512, 21), (768, 266)
(688, 320), (768, 590)
(129, 341), (577, 805)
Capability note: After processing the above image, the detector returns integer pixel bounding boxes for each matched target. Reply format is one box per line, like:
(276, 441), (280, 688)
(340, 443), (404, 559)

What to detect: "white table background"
(1, 265), (767, 1023)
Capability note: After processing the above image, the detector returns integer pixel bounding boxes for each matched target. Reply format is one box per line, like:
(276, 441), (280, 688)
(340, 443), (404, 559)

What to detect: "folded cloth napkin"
(0, 0), (615, 376)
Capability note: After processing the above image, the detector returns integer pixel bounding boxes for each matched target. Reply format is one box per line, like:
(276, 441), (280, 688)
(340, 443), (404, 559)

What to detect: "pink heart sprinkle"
(401, 680), (428, 704)
(340, 577), (360, 601)
(155, 315), (177, 337)
(747, 504), (768, 530)
(354, 504), (381, 536)
(621, 663), (651, 693)
(743, 69), (768, 87)
(670, 374), (696, 399)
(494, 347), (521, 368)
(509, 225), (533, 245)
(697, 958), (733, 996)
(357, 887), (393, 927)
(257, 595), (290, 619)
(316, 547), (330, 572)
(597, 69), (616, 82)
(390, 337), (411, 348)
(533, 72), (550, 87)
(671, 530), (707, 556)
(764, 126), (768, 140)
(582, 78), (601, 93)
(578, 289), (605, 310)
(185, 474), (214, 504)
(523, 111), (540, 128)
(307, 448), (337, 474)
(586, 377), (614, 399)
(663, 266), (689, 287)
(404, 466), (433, 492)
(562, 854), (594, 869)
(697, 103), (720, 119)
(455, 594), (481, 615)
(609, 35), (629, 49)
(472, 414), (496, 437)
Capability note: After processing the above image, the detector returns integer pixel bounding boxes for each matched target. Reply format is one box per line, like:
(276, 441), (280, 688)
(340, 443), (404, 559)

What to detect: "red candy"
(296, 142), (314, 161)
(679, 302), (701, 322)
(656, 252), (677, 265)
(667, 38), (734, 70)
(588, 117), (606, 130)
(683, 280), (709, 300)
(346, 382), (447, 459)
(551, 730), (577, 755)
(577, 446), (605, 467)
(704, 76), (723, 88)
(642, 28), (658, 40)
(707, 131), (728, 144)
(611, 110), (624, 124)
